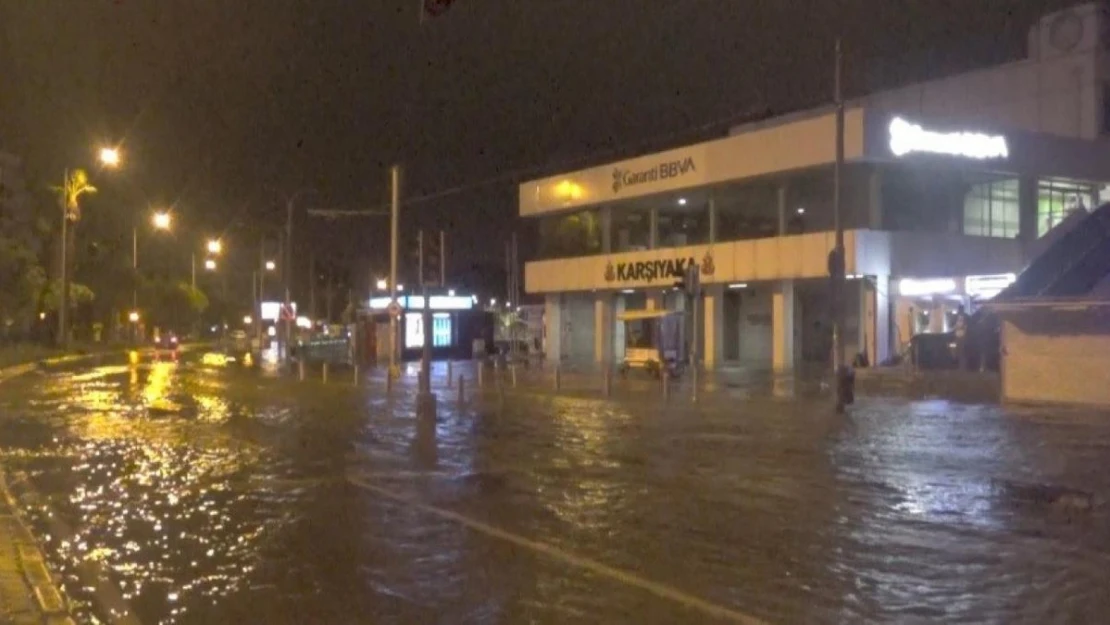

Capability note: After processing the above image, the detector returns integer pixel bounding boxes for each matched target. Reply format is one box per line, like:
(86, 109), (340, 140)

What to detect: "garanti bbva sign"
(604, 251), (715, 283)
(611, 156), (697, 194)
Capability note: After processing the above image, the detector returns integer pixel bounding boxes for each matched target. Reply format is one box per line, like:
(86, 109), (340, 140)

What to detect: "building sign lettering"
(611, 156), (696, 193)
(604, 251), (715, 284)
(888, 116), (1009, 160)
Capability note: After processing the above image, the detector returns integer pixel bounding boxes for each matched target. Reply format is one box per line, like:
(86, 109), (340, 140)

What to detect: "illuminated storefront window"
(963, 178), (1018, 238)
(1038, 178), (1095, 237)
(404, 313), (453, 348)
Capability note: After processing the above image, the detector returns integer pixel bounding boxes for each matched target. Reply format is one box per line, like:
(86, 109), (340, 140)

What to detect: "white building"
(520, 3), (1110, 372)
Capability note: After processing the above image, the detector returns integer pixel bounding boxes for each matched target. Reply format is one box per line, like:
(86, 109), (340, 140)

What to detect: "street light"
(265, 260), (276, 271)
(128, 311), (140, 323)
(205, 259), (217, 271)
(207, 239), (222, 255)
(376, 278), (388, 290)
(243, 315), (253, 325)
(152, 212), (171, 230)
(99, 147), (121, 168)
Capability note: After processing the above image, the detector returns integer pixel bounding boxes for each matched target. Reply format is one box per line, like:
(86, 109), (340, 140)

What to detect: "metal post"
(831, 38), (849, 413)
(457, 375), (465, 403)
(256, 242), (264, 349)
(662, 368), (670, 402)
(57, 169), (69, 349)
(447, 360), (453, 387)
(132, 225), (138, 312)
(299, 358), (305, 381)
(353, 363), (359, 386)
(477, 361), (484, 388)
(692, 365), (699, 403)
(322, 362), (329, 384)
(389, 165), (401, 379)
(603, 366), (611, 397)
(309, 253), (316, 328)
(419, 231), (432, 396)
(283, 198), (294, 365)
(511, 364), (517, 388)
(554, 365), (561, 391)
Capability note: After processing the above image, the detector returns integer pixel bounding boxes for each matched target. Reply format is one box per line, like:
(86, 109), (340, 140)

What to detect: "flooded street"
(1, 354), (1108, 623)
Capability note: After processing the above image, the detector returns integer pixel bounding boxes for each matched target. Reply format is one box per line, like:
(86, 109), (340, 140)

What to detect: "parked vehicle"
(617, 309), (686, 379)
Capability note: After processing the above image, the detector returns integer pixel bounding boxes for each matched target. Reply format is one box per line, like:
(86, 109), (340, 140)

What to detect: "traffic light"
(422, 0), (457, 19)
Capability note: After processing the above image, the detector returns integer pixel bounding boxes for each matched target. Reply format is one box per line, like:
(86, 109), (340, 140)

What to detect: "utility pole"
(256, 239), (265, 350)
(831, 38), (852, 413)
(284, 197), (294, 365)
(57, 169), (70, 349)
(390, 164), (401, 379)
(309, 253), (316, 327)
(418, 230), (431, 395)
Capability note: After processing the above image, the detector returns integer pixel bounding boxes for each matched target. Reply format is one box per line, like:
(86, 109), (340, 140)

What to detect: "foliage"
(139, 278), (208, 332)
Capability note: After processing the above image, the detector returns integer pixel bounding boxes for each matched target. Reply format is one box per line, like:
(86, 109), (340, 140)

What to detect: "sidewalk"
(0, 472), (73, 625)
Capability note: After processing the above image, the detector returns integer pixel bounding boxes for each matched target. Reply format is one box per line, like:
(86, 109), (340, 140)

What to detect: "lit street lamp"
(132, 210), (172, 342)
(152, 212), (172, 230)
(376, 278), (388, 291)
(205, 259), (217, 271)
(99, 147), (121, 168)
(207, 239), (222, 255)
(243, 315), (253, 325)
(265, 260), (276, 271)
(128, 311), (140, 323)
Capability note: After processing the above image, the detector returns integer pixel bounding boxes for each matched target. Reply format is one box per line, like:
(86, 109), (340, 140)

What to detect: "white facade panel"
(1002, 316), (1110, 407)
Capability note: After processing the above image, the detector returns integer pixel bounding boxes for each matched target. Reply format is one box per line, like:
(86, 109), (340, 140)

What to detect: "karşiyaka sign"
(604, 251), (715, 283)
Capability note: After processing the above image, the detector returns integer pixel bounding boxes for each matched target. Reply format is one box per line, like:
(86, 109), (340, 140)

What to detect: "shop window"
(610, 204), (652, 252)
(656, 201), (709, 248)
(432, 314), (452, 347)
(963, 178), (1018, 238)
(406, 313), (454, 348)
(715, 180), (780, 241)
(537, 209), (602, 259)
(1037, 178), (1095, 237)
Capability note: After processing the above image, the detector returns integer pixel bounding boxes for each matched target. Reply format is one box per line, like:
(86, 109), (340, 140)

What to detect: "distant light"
(243, 315), (253, 325)
(128, 311), (140, 322)
(38, 312), (45, 320)
(396, 284), (404, 292)
(966, 273), (1016, 299)
(207, 239), (222, 254)
(728, 283), (748, 289)
(899, 278), (957, 297)
(796, 207), (805, 215)
(471, 295), (478, 304)
(152, 212), (172, 230)
(490, 298), (497, 306)
(295, 316), (312, 329)
(267, 326), (276, 337)
(204, 259), (217, 271)
(264, 260), (276, 271)
(678, 198), (687, 206)
(448, 289), (455, 296)
(621, 289), (635, 294)
(376, 278), (388, 290)
(210, 325), (218, 332)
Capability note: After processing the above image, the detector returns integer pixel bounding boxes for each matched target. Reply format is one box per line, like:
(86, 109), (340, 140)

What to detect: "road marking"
(347, 473), (766, 624)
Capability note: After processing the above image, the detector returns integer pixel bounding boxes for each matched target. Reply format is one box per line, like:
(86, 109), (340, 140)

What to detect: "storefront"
(522, 107), (1110, 370)
(359, 292), (494, 362)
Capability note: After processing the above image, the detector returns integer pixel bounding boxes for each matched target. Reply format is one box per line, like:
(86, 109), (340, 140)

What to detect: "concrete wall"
(1002, 311), (1110, 406)
(562, 294), (595, 364)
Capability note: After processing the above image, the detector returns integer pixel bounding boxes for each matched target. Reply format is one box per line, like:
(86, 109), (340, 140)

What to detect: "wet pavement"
(0, 352), (1108, 624)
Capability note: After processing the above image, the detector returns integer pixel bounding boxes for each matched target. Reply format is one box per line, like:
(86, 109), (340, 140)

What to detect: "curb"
(0, 472), (74, 624)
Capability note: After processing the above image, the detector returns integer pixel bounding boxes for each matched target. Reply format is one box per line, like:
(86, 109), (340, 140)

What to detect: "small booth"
(359, 292), (494, 364)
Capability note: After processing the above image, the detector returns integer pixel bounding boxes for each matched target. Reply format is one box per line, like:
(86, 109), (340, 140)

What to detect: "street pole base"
(417, 392), (437, 420)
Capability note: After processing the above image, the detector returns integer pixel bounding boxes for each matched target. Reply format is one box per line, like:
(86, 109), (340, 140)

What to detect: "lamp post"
(57, 147), (119, 348)
(131, 211), (171, 343)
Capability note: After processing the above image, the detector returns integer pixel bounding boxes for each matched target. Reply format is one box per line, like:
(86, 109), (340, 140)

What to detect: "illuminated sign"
(966, 273), (1016, 299)
(889, 117), (1008, 160)
(611, 156), (696, 194)
(899, 278), (957, 297)
(260, 301), (296, 322)
(603, 251), (716, 284)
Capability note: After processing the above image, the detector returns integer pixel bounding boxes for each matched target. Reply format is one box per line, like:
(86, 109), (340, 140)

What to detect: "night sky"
(0, 0), (1081, 284)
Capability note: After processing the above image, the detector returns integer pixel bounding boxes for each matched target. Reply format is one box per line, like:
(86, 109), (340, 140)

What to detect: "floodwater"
(0, 353), (1108, 624)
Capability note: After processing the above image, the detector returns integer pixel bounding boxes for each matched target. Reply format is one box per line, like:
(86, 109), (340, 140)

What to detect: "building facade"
(520, 3), (1110, 372)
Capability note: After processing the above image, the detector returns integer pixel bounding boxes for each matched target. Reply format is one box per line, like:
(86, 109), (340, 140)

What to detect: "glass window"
(715, 180), (779, 241)
(963, 178), (1019, 238)
(536, 209), (602, 259)
(1038, 179), (1095, 237)
(656, 201), (709, 248)
(610, 204), (651, 252)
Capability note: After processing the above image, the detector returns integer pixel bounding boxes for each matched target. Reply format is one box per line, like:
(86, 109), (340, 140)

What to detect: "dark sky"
(0, 0), (1082, 278)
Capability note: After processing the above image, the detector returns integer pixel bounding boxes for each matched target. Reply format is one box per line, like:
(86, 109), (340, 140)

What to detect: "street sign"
(386, 301), (403, 318)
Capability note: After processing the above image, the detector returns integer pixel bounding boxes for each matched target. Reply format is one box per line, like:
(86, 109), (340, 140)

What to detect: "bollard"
(457, 375), (466, 403)
(662, 368), (670, 402)
(298, 359), (305, 381)
(691, 366), (698, 403)
(554, 365), (561, 391)
(447, 360), (454, 388)
(477, 361), (485, 388)
(322, 362), (329, 384)
(386, 370), (393, 394)
(353, 363), (360, 386)
(511, 365), (518, 388)
(602, 367), (611, 397)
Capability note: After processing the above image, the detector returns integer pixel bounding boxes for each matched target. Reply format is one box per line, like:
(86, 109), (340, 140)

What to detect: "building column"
(544, 293), (562, 364)
(600, 205), (613, 254)
(649, 208), (659, 248)
(707, 194), (718, 243)
(594, 292), (613, 365)
(872, 275), (891, 365)
(776, 185), (788, 235)
(703, 284), (724, 369)
(1018, 175), (1038, 246)
(928, 296), (946, 332)
(772, 280), (796, 372)
(868, 168), (883, 229)
(646, 290), (665, 310)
